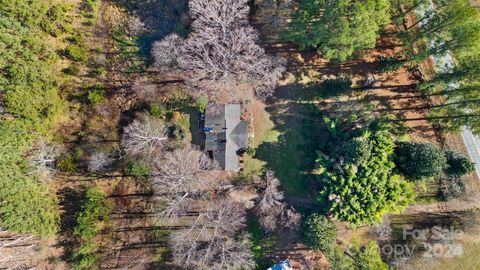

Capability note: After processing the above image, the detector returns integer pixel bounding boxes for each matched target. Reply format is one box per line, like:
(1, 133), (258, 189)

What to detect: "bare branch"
(28, 140), (63, 179)
(279, 207), (301, 231)
(169, 199), (254, 270)
(151, 34), (184, 72)
(255, 170), (301, 232)
(121, 117), (168, 158)
(255, 170), (285, 231)
(87, 151), (115, 173)
(152, 0), (285, 103)
(189, 0), (250, 32)
(150, 148), (216, 194)
(0, 230), (37, 269)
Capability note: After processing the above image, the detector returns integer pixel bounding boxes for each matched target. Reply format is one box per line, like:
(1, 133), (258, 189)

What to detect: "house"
(203, 104), (248, 170)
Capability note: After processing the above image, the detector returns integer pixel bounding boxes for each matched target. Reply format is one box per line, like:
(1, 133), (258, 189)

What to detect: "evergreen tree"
(285, 0), (390, 62)
(317, 122), (414, 225)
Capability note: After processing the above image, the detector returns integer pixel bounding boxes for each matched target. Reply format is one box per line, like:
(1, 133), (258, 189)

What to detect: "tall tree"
(255, 170), (301, 232)
(152, 0), (285, 103)
(401, 0), (480, 62)
(169, 199), (255, 270)
(121, 117), (169, 159)
(317, 122), (414, 225)
(285, 0), (390, 62)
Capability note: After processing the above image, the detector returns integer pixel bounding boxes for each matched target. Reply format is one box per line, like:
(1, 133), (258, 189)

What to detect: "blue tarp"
(268, 259), (292, 270)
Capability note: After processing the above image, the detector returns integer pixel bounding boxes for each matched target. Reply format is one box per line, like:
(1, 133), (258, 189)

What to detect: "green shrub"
(445, 150), (475, 177)
(57, 155), (77, 173)
(319, 77), (352, 97)
(62, 23), (75, 34)
(89, 66), (106, 77)
(66, 33), (83, 44)
(377, 55), (404, 73)
(149, 104), (167, 117)
(87, 89), (105, 105)
(62, 66), (80, 75)
(126, 160), (149, 177)
(65, 44), (88, 62)
(74, 187), (111, 239)
(83, 0), (100, 12)
(301, 214), (336, 252)
(350, 241), (389, 270)
(72, 248), (97, 270)
(195, 95), (209, 112)
(394, 142), (447, 179)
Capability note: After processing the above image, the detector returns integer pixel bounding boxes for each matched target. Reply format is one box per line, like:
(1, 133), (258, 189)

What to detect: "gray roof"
(204, 104), (248, 170)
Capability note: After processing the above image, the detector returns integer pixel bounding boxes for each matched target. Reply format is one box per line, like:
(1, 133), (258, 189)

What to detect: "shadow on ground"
(112, 0), (189, 59)
(254, 85), (328, 200)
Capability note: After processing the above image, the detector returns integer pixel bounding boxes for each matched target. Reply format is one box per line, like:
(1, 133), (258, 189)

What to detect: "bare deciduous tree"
(151, 148), (216, 193)
(121, 117), (168, 158)
(151, 34), (184, 72)
(279, 206), (301, 231)
(255, 170), (285, 231)
(156, 192), (193, 222)
(28, 140), (63, 179)
(151, 148), (217, 223)
(152, 0), (285, 103)
(0, 230), (37, 269)
(255, 170), (301, 232)
(88, 151), (115, 173)
(189, 0), (249, 32)
(169, 199), (254, 270)
(178, 26), (285, 103)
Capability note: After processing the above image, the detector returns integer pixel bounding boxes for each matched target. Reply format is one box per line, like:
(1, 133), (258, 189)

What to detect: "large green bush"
(317, 121), (415, 225)
(317, 123), (414, 225)
(301, 214), (337, 253)
(445, 150), (475, 177)
(394, 142), (448, 179)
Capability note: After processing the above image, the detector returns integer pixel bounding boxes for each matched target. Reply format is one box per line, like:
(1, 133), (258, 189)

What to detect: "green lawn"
(246, 88), (326, 197)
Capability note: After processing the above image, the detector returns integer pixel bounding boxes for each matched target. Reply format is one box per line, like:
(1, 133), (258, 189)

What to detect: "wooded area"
(1, 0), (480, 269)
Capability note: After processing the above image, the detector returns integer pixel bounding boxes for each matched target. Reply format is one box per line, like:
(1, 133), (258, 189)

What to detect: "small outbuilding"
(203, 104), (248, 170)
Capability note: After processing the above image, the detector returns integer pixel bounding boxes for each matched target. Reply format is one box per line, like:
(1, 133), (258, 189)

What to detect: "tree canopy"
(394, 142), (448, 179)
(301, 214), (336, 253)
(0, 0), (64, 236)
(317, 121), (414, 225)
(285, 0), (390, 62)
